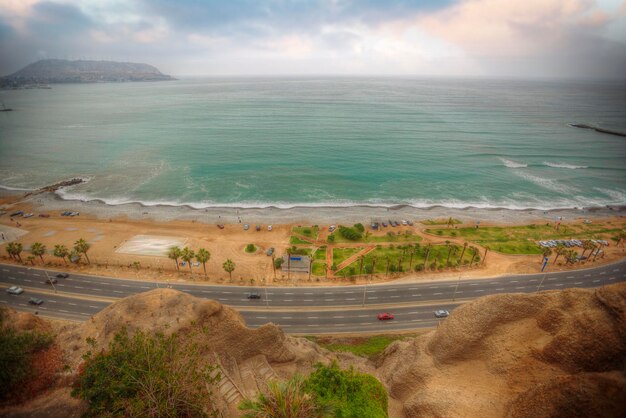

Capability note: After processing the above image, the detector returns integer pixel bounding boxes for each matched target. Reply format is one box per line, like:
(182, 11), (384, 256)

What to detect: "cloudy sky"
(1, 0), (625, 79)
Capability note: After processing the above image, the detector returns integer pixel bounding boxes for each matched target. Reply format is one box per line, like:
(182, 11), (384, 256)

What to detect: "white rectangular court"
(116, 235), (187, 256)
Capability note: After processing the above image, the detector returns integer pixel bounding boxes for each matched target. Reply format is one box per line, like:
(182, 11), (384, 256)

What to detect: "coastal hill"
(0, 59), (175, 87)
(1, 284), (624, 417)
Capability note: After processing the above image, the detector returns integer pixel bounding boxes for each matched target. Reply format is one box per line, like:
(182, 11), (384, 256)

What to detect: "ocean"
(0, 77), (625, 210)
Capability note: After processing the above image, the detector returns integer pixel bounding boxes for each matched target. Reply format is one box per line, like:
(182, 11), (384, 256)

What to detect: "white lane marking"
(343, 291), (354, 294)
(201, 290), (211, 294)
(346, 298), (356, 301)
(456, 291), (463, 294)
(390, 295), (399, 298)
(59, 310), (69, 313)
(307, 316), (318, 319)
(18, 271), (25, 275)
(332, 316), (345, 318)
(74, 286), (84, 289)
(324, 292), (333, 295)
(89, 305), (99, 309)
(600, 271), (606, 275)
(429, 286), (438, 289)
(140, 286), (150, 289)
(433, 292), (442, 295)
(255, 316), (267, 319)
(555, 284), (563, 287)
(284, 292), (294, 295)
(469, 283), (478, 286)
(511, 280), (518, 283)
(91, 288), (102, 292)
(357, 314), (369, 318)
(359, 322), (371, 325)
(303, 299), (313, 302)
(18, 303), (26, 307)
(368, 297), (378, 300)
(281, 316), (292, 319)
(1, 269), (8, 272)
(306, 324), (319, 327)
(613, 269), (619, 272)
(48, 300), (56, 303)
(475, 290), (484, 293)
(23, 279), (31, 282)
(304, 292), (313, 295)
(574, 282), (583, 285)
(412, 294), (422, 297)
(284, 299), (293, 302)
(592, 280), (600, 283)
(120, 284), (130, 287)
(79, 312), (90, 316)
(609, 277), (615, 281)
(113, 290), (123, 294)
(566, 276), (574, 279)
(408, 287), (418, 290)
(68, 303), (77, 306)
(7, 276), (16, 280)
(411, 319), (423, 322)
(32, 273), (40, 277)
(221, 291), (232, 294)
(495, 288), (505, 291)
(528, 279), (538, 282)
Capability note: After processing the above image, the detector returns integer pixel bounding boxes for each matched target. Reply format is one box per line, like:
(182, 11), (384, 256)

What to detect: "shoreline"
(3, 188), (624, 225)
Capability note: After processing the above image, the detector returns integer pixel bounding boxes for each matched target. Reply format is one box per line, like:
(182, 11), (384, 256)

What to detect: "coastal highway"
(1, 260), (625, 333)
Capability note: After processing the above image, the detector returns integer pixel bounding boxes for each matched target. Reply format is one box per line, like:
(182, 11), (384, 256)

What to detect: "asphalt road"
(1, 260), (625, 333)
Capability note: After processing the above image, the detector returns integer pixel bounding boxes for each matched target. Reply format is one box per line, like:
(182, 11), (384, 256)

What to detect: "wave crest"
(544, 162), (588, 169)
(498, 157), (527, 168)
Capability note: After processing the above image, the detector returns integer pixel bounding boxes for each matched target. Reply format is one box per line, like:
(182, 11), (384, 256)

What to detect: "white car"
(6, 286), (24, 295)
(267, 225), (273, 231)
(328, 225), (336, 232)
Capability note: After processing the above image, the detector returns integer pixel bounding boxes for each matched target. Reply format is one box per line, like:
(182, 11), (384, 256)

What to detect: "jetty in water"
(571, 124), (626, 138)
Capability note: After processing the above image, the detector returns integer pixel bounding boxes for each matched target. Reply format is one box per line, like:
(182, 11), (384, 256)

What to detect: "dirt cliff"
(377, 283), (626, 417)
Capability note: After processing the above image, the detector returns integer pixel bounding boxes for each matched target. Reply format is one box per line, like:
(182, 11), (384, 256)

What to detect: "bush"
(353, 223), (365, 233)
(245, 243), (257, 253)
(414, 264), (424, 272)
(339, 226), (362, 241)
(72, 328), (219, 417)
(305, 361), (388, 418)
(327, 234), (336, 243)
(0, 308), (55, 402)
(274, 257), (284, 269)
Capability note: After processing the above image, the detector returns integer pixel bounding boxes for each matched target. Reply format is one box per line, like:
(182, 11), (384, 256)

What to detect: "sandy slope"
(377, 283), (626, 417)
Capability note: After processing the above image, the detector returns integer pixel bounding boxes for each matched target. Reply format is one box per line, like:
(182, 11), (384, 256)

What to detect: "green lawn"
(424, 223), (625, 255)
(312, 261), (326, 276)
(332, 247), (363, 267)
(292, 226), (319, 240)
(328, 230), (422, 244)
(313, 246), (326, 261)
(336, 243), (477, 276)
(306, 335), (418, 359)
(290, 236), (312, 245)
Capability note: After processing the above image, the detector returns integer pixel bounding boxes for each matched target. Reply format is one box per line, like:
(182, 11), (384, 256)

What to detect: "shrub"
(414, 264), (423, 272)
(72, 328), (219, 417)
(245, 243), (257, 253)
(353, 223), (365, 233)
(305, 361), (388, 418)
(327, 235), (336, 243)
(274, 257), (284, 269)
(339, 226), (362, 241)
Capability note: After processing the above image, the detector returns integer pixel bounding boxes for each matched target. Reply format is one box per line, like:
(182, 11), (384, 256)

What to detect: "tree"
(358, 255), (365, 276)
(72, 328), (219, 417)
(423, 244), (432, 269)
(196, 248), (211, 277)
(181, 246), (195, 273)
(371, 257), (377, 278)
(460, 242), (468, 264)
(74, 238), (91, 264)
(131, 261), (141, 270)
(482, 246), (490, 265)
(168, 246), (182, 271)
(581, 240), (594, 258)
(469, 246), (479, 266)
(30, 242), (46, 263)
(53, 244), (69, 265)
(445, 241), (452, 266)
(239, 374), (330, 418)
(553, 244), (565, 264)
(5, 242), (17, 260)
(223, 259), (235, 280)
(26, 255), (36, 266)
(10, 242), (23, 262)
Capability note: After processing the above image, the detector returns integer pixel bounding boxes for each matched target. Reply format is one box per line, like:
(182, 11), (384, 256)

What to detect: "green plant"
(274, 257), (284, 269)
(74, 238), (91, 264)
(338, 226), (362, 241)
(72, 328), (219, 417)
(223, 259), (236, 279)
(245, 243), (257, 253)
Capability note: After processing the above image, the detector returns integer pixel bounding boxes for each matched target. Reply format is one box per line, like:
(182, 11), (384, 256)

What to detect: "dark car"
(10, 211), (24, 217)
(377, 312), (394, 320)
(28, 297), (44, 305)
(256, 225), (261, 231)
(247, 291), (262, 299)
(381, 222), (388, 227)
(56, 273), (69, 278)
(266, 247), (275, 256)
(371, 222), (379, 230)
(38, 213), (51, 218)
(217, 224), (225, 229)
(434, 310), (449, 318)
(45, 278), (58, 285)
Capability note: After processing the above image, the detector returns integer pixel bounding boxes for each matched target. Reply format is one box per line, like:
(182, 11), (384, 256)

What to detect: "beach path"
(335, 245), (377, 272)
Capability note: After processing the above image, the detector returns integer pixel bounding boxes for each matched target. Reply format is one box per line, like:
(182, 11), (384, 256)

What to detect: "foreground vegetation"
(240, 361), (388, 418)
(73, 328), (220, 417)
(306, 334), (418, 359)
(425, 222), (625, 254)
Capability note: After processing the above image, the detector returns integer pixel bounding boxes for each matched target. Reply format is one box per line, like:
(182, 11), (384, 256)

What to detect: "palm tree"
(74, 238), (91, 264)
(12, 242), (23, 262)
(167, 246), (182, 271)
(196, 248), (210, 277)
(26, 255), (36, 265)
(445, 240), (452, 266)
(371, 257), (377, 278)
(5, 242), (17, 260)
(239, 374), (331, 418)
(469, 246), (478, 266)
(423, 244), (432, 269)
(30, 242), (46, 263)
(385, 256), (391, 276)
(542, 247), (552, 263)
(581, 240), (594, 258)
(482, 246), (490, 265)
(553, 244), (565, 264)
(223, 259), (235, 280)
(460, 242), (468, 265)
(358, 255), (365, 276)
(181, 247), (195, 273)
(53, 244), (69, 264)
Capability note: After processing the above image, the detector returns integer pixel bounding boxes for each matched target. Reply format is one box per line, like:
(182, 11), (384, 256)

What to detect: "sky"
(1, 0), (625, 79)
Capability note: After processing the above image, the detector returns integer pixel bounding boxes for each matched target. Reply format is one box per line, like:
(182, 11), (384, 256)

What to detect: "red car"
(377, 313), (394, 320)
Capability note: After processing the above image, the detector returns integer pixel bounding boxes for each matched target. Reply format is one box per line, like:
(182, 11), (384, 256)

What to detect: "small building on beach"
(282, 255), (311, 273)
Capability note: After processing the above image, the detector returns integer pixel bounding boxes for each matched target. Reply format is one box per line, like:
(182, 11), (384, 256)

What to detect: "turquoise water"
(0, 77), (625, 209)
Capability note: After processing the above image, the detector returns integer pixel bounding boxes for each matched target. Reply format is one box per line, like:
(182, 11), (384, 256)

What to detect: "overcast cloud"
(0, 0), (624, 79)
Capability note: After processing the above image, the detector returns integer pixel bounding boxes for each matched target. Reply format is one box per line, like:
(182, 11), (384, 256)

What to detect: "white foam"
(512, 170), (580, 195)
(593, 187), (625, 203)
(498, 157), (527, 168)
(543, 162), (588, 169)
(0, 184), (35, 192)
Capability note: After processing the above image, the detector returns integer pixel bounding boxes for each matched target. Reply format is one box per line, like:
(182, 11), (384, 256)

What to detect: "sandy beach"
(1, 188), (625, 286)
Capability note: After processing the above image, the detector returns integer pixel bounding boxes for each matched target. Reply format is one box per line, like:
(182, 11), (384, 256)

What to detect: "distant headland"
(0, 59), (175, 88)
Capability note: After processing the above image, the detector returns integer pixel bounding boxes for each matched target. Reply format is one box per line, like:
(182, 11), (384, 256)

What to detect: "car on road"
(267, 225), (273, 231)
(266, 247), (275, 256)
(328, 225), (336, 232)
(217, 224), (225, 229)
(23, 213), (34, 218)
(10, 211), (24, 217)
(381, 221), (388, 227)
(401, 220), (408, 226)
(38, 213), (50, 218)
(56, 273), (69, 278)
(256, 225), (261, 231)
(434, 310), (449, 318)
(246, 291), (261, 299)
(6, 286), (24, 295)
(243, 224), (249, 230)
(28, 297), (44, 305)
(45, 278), (58, 285)
(377, 312), (394, 320)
